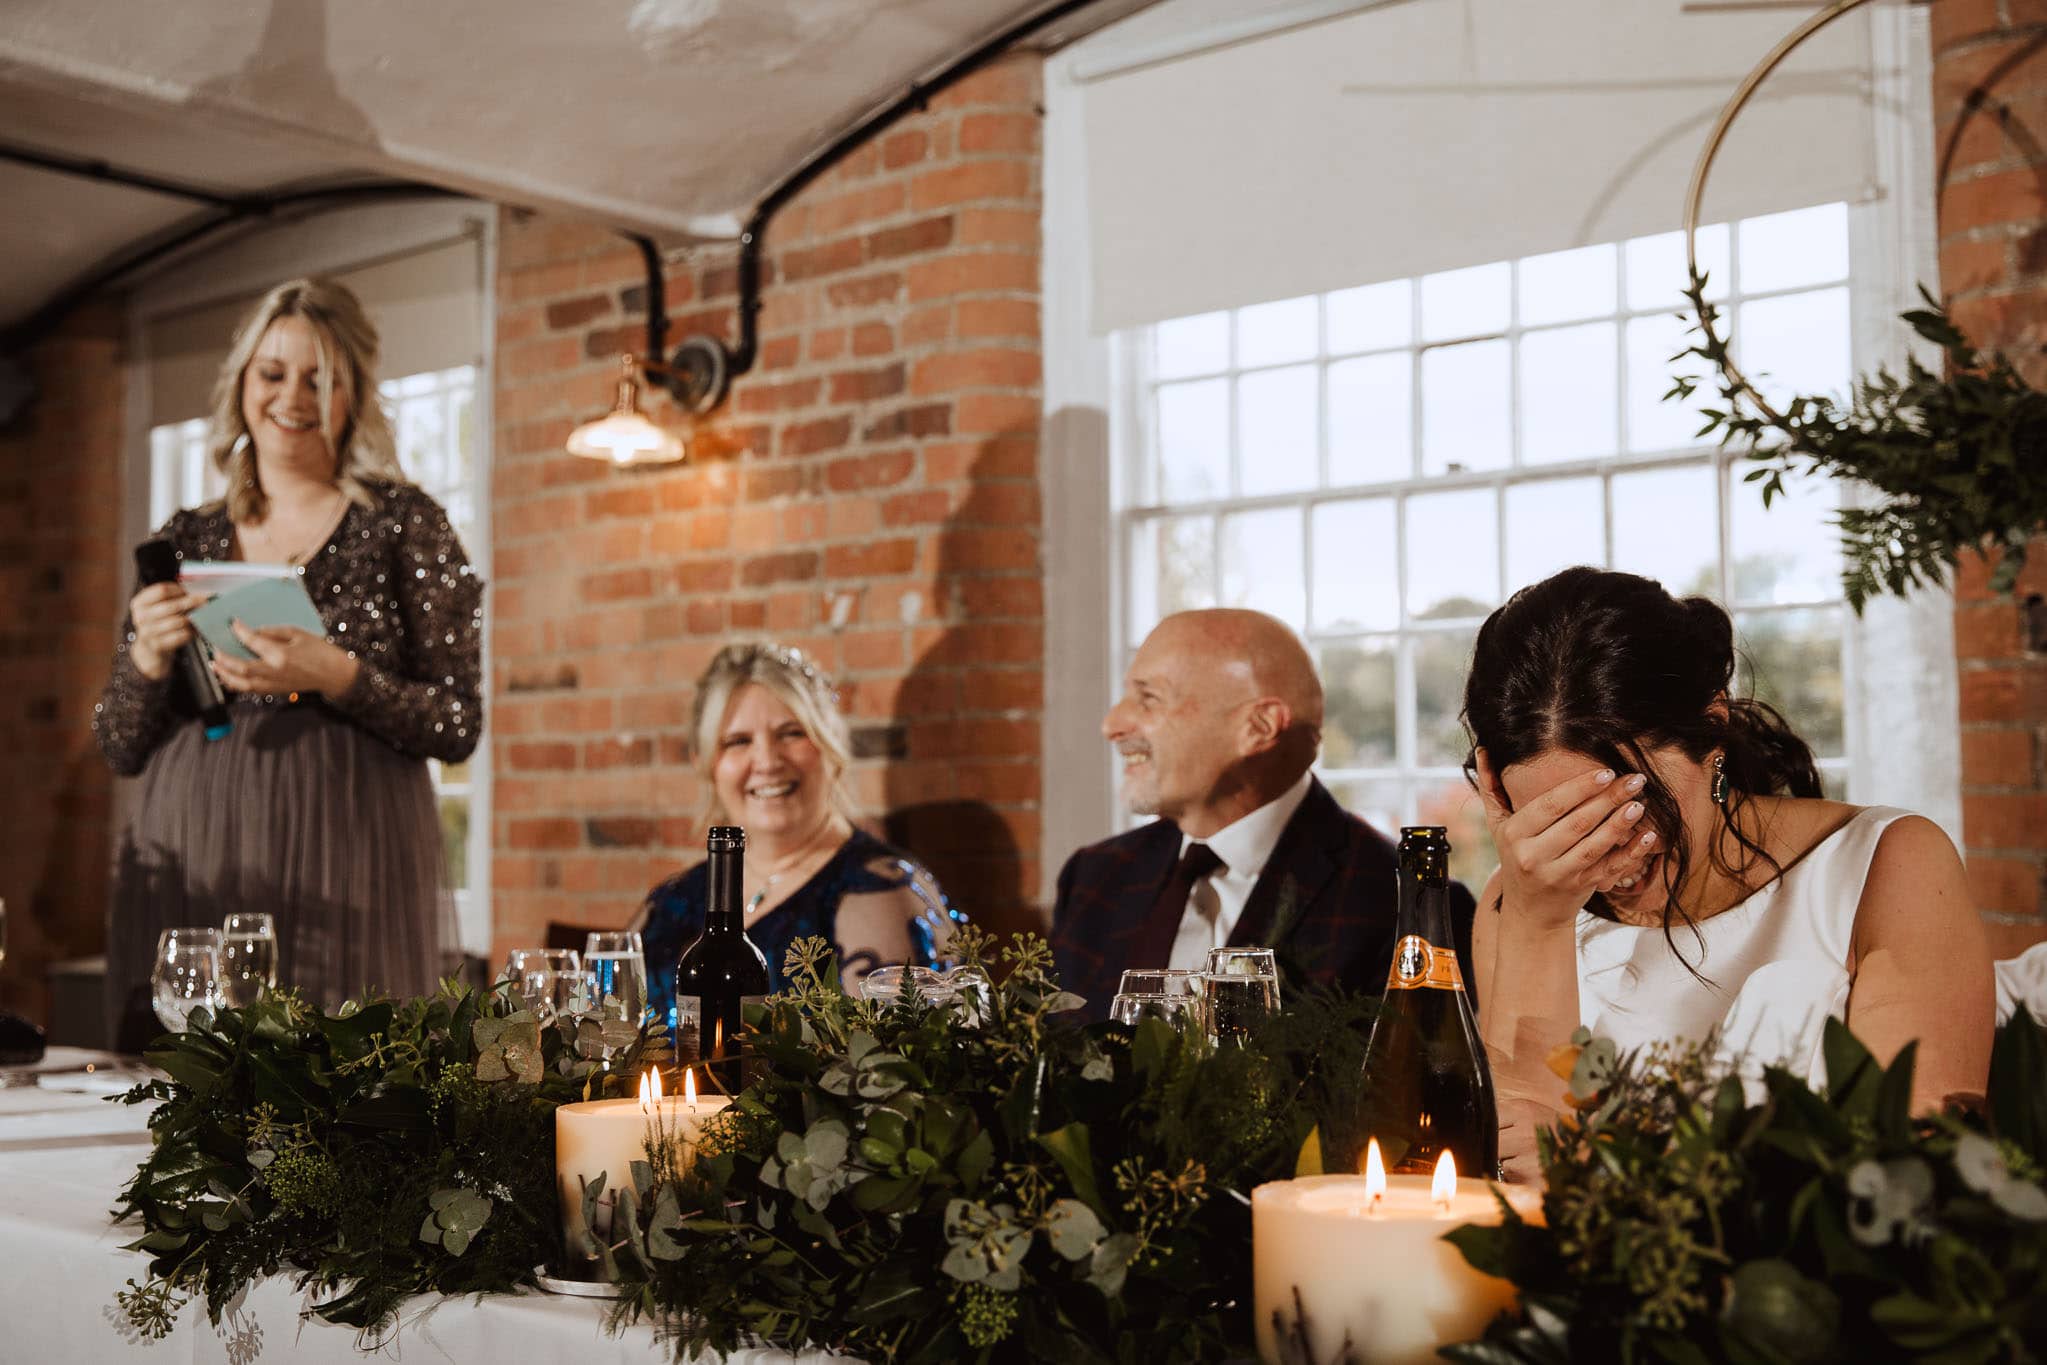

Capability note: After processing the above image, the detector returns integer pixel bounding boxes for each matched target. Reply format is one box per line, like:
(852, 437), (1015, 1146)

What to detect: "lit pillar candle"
(1252, 1140), (1540, 1365)
(554, 1068), (733, 1269)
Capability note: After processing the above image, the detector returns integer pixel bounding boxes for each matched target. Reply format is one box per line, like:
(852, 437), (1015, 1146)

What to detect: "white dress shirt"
(1165, 770), (1315, 971)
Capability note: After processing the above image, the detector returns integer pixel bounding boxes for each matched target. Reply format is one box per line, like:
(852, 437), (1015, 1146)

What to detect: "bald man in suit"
(1050, 609), (1474, 1021)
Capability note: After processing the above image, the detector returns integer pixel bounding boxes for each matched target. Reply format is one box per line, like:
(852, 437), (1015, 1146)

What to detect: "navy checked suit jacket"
(1049, 778), (1478, 1023)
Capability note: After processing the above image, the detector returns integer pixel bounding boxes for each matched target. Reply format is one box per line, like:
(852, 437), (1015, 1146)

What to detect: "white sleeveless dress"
(1576, 806), (1909, 1094)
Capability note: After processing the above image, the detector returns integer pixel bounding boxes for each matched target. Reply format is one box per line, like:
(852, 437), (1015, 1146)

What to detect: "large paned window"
(1117, 203), (1855, 887)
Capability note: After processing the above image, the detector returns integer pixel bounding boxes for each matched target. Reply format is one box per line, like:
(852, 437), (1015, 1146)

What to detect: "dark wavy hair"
(1460, 567), (1822, 955)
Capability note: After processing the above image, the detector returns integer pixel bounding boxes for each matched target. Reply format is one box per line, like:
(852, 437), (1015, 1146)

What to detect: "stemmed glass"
(1202, 947), (1280, 1044)
(152, 928), (226, 1033)
(583, 931), (649, 1025)
(504, 947), (583, 1021)
(219, 912), (278, 1008)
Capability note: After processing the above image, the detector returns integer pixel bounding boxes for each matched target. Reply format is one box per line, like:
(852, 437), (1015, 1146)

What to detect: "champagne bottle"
(1355, 826), (1498, 1178)
(673, 825), (770, 1093)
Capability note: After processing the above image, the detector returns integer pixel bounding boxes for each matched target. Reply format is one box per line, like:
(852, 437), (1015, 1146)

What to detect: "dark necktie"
(1130, 842), (1225, 972)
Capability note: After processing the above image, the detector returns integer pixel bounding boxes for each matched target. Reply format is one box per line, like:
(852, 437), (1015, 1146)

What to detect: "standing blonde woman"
(637, 642), (962, 1028)
(94, 277), (480, 1045)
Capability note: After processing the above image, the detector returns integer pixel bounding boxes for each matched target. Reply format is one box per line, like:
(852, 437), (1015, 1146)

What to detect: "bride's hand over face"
(1474, 749), (1659, 930)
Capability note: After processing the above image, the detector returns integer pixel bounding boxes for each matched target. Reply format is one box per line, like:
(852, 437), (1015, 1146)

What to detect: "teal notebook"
(182, 563), (328, 661)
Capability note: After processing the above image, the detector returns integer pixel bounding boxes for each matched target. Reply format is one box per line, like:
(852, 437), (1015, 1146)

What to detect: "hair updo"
(1460, 566), (1821, 938)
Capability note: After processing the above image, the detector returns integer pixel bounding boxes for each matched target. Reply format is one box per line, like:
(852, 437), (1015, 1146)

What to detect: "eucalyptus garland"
(591, 929), (1377, 1364)
(1444, 1010), (2047, 1363)
(1675, 274), (2047, 611)
(112, 983), (661, 1341)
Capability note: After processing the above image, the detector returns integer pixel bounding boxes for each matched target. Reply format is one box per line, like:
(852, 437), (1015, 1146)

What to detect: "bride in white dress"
(1459, 567), (1994, 1179)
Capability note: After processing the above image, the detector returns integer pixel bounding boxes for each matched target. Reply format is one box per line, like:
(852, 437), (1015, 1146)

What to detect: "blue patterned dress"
(641, 828), (963, 1030)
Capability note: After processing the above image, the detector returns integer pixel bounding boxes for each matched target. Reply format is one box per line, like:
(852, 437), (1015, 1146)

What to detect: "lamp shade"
(566, 355), (686, 464)
(566, 408), (684, 464)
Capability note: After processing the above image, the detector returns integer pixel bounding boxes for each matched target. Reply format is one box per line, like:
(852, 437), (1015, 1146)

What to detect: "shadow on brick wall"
(882, 430), (1039, 944)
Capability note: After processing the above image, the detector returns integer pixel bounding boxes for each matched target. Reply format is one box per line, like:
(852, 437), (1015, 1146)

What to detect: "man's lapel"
(1229, 780), (1341, 948)
(1099, 825), (1184, 985)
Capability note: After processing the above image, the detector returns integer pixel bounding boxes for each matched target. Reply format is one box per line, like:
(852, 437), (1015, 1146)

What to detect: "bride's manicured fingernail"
(1595, 768), (1615, 784)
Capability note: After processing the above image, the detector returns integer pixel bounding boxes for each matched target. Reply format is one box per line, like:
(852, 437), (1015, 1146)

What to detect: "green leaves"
(1720, 1259), (1839, 1363)
(941, 1198), (1032, 1290)
(111, 982), (667, 1339)
(1674, 270), (2047, 614)
(759, 1118), (856, 1210)
(593, 934), (1368, 1363)
(1034, 1123), (1105, 1217)
(1039, 1198), (1105, 1260)
(1991, 1005), (2047, 1160)
(417, 1188), (493, 1256)
(470, 1011), (543, 1084)
(1450, 1015), (2047, 1364)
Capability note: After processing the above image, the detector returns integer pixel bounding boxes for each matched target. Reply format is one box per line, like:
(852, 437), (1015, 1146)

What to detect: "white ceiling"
(0, 0), (1152, 335)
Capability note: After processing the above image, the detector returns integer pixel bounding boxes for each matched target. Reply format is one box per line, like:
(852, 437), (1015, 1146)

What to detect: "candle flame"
(639, 1068), (663, 1112)
(1432, 1148), (1457, 1207)
(1363, 1137), (1386, 1202)
(684, 1067), (698, 1109)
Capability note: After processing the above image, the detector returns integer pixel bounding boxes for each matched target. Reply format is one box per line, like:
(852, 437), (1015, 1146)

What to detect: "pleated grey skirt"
(106, 700), (455, 1048)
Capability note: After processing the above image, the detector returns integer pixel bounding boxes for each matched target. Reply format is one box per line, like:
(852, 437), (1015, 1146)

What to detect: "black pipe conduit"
(629, 0), (1111, 413)
(0, 146), (461, 354)
(4, 0), (1115, 411)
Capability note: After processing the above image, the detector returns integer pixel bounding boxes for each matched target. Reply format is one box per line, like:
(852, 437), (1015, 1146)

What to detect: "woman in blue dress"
(637, 642), (961, 1027)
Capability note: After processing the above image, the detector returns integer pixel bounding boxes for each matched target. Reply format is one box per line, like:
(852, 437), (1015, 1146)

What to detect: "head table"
(0, 1049), (838, 1365)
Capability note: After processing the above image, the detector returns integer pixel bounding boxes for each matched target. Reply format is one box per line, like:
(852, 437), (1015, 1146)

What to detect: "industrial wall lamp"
(566, 0), (1113, 465)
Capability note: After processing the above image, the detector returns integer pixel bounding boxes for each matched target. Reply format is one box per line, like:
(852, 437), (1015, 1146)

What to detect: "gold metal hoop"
(1683, 0), (1874, 428)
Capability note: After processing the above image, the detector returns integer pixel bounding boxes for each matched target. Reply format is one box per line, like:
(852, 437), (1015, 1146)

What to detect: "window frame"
(1100, 194), (1942, 867)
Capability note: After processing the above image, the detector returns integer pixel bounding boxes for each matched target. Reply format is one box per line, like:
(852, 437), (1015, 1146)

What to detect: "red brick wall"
(488, 55), (1047, 964)
(0, 302), (125, 1022)
(1932, 0), (2047, 957)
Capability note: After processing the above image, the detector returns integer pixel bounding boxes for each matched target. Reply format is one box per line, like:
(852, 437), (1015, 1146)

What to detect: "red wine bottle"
(673, 825), (769, 1093)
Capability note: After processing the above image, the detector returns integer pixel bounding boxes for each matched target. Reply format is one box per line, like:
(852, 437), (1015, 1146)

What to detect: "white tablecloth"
(0, 1051), (835, 1364)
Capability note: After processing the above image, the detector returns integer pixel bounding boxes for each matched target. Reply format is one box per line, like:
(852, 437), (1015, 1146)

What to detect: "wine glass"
(152, 928), (225, 1033)
(1202, 947), (1280, 1044)
(219, 912), (278, 1008)
(583, 931), (649, 1025)
(504, 947), (582, 1021)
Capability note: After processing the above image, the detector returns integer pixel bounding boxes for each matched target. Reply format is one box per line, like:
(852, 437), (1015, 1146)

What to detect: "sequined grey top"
(93, 481), (484, 775)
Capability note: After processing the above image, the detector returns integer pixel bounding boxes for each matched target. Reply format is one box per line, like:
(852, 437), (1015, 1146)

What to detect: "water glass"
(861, 964), (993, 1023)
(584, 931), (650, 1024)
(1202, 947), (1281, 1044)
(860, 964), (933, 1004)
(504, 947), (582, 1020)
(220, 912), (278, 1008)
(1109, 991), (1203, 1030)
(152, 928), (226, 1033)
(1117, 968), (1202, 999)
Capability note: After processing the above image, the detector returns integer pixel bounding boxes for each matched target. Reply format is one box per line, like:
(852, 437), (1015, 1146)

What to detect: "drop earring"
(1710, 752), (1729, 808)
